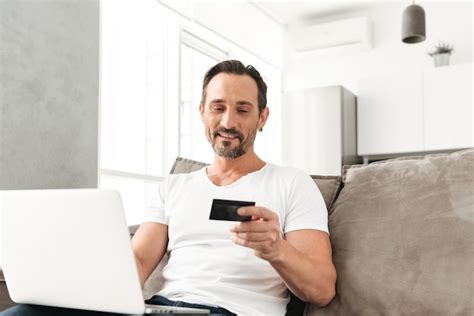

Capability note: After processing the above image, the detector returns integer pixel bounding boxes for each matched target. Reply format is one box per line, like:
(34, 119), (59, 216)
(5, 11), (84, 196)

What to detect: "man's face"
(200, 73), (268, 159)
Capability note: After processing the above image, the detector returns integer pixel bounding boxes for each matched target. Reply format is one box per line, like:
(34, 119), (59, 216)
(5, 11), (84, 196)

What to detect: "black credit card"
(209, 199), (255, 222)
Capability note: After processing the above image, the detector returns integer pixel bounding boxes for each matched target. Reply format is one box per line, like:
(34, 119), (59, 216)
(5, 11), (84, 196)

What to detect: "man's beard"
(210, 127), (257, 159)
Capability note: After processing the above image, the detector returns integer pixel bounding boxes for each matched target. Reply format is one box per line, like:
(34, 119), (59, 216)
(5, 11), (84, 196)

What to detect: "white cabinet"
(282, 86), (358, 176)
(358, 70), (424, 156)
(423, 64), (473, 151)
(358, 63), (473, 156)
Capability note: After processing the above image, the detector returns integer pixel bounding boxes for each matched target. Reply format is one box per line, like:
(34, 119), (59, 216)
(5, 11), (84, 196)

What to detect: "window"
(99, 0), (282, 225)
(179, 31), (228, 163)
(99, 0), (164, 224)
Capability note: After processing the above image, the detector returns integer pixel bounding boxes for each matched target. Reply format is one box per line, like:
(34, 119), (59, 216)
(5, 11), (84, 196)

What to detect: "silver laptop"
(0, 189), (208, 315)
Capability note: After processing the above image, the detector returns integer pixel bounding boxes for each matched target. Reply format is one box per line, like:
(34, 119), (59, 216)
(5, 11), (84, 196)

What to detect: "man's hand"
(230, 206), (284, 261)
(230, 206), (337, 306)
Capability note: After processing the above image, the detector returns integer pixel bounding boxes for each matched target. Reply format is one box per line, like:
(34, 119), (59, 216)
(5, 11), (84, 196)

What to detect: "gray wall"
(0, 0), (99, 189)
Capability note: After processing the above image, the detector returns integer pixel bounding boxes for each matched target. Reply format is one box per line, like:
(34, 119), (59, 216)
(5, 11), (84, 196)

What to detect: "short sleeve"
(143, 177), (168, 225)
(284, 171), (328, 234)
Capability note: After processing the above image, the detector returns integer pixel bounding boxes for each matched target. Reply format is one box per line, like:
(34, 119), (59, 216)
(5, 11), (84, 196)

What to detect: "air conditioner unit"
(292, 16), (372, 52)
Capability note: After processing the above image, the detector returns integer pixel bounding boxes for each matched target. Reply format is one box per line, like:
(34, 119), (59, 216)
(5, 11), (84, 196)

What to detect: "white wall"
(283, 2), (473, 94)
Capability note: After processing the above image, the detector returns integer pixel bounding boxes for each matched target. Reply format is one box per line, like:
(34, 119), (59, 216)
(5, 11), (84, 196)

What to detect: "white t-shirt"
(144, 163), (328, 316)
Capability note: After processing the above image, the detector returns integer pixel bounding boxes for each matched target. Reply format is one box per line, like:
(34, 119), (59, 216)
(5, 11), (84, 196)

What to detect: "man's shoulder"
(262, 163), (312, 188)
(265, 163), (309, 178)
(163, 167), (204, 185)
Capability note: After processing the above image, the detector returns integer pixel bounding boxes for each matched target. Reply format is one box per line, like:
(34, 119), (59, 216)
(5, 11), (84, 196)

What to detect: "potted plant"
(428, 42), (454, 67)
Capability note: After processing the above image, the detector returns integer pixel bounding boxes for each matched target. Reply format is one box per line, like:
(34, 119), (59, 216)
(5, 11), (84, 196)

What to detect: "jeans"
(145, 295), (235, 315)
(0, 295), (235, 316)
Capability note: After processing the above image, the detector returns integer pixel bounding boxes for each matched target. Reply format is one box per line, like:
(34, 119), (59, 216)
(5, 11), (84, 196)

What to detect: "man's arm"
(271, 230), (336, 306)
(231, 207), (337, 306)
(132, 222), (168, 288)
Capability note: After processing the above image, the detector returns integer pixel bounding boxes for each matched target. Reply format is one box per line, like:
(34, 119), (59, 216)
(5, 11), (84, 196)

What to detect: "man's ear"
(258, 107), (269, 130)
(200, 104), (205, 123)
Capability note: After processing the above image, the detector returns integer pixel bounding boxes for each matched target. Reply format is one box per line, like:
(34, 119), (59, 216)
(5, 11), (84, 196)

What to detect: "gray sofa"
(1, 148), (473, 315)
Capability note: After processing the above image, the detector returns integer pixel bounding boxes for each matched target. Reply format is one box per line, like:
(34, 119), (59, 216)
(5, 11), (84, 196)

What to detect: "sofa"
(1, 148), (473, 315)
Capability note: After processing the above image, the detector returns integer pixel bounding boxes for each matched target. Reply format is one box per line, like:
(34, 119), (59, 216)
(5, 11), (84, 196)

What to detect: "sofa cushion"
(0, 271), (15, 311)
(311, 176), (342, 211)
(169, 157), (208, 174)
(308, 148), (474, 315)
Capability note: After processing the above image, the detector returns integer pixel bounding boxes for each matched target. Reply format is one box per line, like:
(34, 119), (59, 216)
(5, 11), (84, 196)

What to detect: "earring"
(258, 128), (263, 132)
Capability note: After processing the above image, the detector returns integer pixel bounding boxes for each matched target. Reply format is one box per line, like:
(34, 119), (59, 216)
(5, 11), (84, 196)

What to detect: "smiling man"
(132, 60), (337, 316)
(0, 61), (335, 316)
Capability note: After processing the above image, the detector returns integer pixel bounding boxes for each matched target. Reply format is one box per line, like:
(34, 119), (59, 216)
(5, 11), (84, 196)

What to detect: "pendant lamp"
(402, 0), (426, 43)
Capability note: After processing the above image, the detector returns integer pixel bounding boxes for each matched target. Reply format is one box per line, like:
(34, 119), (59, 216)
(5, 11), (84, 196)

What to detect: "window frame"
(177, 29), (229, 159)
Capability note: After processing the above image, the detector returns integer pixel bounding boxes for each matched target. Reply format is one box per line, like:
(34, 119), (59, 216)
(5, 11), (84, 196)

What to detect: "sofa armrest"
(0, 270), (15, 311)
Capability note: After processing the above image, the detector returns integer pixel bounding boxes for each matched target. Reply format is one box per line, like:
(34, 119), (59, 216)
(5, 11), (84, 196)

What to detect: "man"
(133, 60), (336, 315)
(1, 60), (336, 316)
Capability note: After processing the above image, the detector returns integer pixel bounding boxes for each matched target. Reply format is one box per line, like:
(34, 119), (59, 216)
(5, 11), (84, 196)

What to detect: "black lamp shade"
(402, 4), (426, 43)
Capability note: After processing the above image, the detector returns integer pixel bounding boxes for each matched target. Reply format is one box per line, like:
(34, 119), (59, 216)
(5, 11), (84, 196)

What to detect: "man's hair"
(200, 60), (267, 113)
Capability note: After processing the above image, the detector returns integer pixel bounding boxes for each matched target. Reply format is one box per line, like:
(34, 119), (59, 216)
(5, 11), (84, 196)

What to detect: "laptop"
(0, 189), (209, 315)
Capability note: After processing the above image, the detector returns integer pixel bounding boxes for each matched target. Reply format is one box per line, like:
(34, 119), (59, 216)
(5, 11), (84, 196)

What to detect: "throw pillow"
(308, 148), (474, 316)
